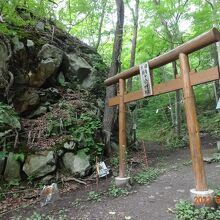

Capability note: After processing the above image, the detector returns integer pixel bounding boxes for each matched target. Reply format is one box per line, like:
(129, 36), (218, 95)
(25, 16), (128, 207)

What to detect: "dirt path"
(2, 135), (220, 220)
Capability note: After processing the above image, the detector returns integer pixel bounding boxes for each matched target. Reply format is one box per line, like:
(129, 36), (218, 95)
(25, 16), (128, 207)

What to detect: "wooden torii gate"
(104, 28), (220, 191)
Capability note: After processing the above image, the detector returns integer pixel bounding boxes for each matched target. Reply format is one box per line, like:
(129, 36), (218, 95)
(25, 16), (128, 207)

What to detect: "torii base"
(190, 189), (215, 208)
(115, 176), (130, 187)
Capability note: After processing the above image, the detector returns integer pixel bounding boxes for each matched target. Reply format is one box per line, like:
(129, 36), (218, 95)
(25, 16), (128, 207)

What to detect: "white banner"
(139, 62), (153, 97)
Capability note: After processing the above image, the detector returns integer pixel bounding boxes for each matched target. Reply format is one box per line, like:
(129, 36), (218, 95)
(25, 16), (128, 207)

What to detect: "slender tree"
(102, 0), (124, 155)
(127, 0), (139, 91)
(95, 0), (107, 51)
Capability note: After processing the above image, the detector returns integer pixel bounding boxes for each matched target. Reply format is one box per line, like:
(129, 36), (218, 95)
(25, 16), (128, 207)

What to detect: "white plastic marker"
(98, 161), (109, 177)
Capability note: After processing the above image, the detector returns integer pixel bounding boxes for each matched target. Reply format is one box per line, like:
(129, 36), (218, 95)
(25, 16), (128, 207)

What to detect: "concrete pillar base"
(190, 189), (215, 208)
(115, 176), (130, 187)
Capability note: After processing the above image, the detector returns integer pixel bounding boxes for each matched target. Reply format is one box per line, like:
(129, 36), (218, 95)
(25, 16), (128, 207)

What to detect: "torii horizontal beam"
(105, 28), (220, 86)
(108, 66), (219, 106)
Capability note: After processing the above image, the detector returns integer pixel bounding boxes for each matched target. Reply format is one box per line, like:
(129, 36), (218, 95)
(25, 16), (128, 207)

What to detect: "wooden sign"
(139, 62), (153, 97)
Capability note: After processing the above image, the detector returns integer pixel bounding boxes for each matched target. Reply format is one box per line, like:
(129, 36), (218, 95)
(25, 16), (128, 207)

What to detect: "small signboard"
(139, 62), (153, 97)
(216, 98), (220, 109)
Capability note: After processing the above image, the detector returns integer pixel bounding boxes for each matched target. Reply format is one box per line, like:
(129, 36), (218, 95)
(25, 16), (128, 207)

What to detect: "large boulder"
(13, 88), (39, 113)
(4, 152), (21, 181)
(66, 53), (99, 89)
(23, 151), (56, 179)
(29, 44), (64, 87)
(62, 152), (90, 177)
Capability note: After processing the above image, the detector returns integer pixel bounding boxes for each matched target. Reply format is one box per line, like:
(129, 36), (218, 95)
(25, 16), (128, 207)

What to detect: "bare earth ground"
(1, 134), (220, 220)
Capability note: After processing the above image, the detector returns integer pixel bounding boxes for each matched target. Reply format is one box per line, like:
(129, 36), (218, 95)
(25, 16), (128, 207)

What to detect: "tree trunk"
(127, 0), (139, 91)
(95, 0), (107, 51)
(102, 0), (124, 156)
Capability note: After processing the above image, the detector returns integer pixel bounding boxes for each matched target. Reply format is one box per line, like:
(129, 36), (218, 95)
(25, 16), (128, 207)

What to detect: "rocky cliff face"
(0, 18), (107, 183)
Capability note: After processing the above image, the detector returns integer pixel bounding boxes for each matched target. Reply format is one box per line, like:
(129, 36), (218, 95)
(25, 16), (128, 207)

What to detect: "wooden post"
(179, 53), (208, 191)
(119, 78), (126, 178)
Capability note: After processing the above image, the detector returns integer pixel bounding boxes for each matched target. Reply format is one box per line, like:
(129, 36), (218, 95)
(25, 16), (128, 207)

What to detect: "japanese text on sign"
(139, 62), (153, 97)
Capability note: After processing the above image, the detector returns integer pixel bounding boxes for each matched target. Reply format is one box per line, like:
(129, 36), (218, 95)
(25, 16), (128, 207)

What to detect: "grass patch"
(87, 191), (101, 202)
(134, 167), (164, 185)
(176, 200), (220, 220)
(108, 184), (129, 198)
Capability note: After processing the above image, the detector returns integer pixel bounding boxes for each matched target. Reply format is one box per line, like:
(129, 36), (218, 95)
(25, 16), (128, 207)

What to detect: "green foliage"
(110, 156), (119, 167)
(108, 184), (129, 198)
(46, 102), (104, 156)
(0, 102), (20, 131)
(165, 132), (187, 150)
(8, 179), (20, 187)
(176, 200), (220, 220)
(70, 113), (104, 155)
(134, 167), (163, 185)
(46, 102), (77, 137)
(11, 210), (68, 220)
(0, 151), (8, 159)
(0, 102), (21, 150)
(13, 153), (25, 163)
(211, 154), (220, 163)
(87, 191), (101, 202)
(0, 0), (56, 35)
(198, 112), (220, 136)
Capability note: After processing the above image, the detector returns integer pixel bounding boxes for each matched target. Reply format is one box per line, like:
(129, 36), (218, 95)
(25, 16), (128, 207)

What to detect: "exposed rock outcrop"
(62, 152), (91, 177)
(0, 14), (108, 182)
(4, 153), (21, 181)
(23, 151), (56, 179)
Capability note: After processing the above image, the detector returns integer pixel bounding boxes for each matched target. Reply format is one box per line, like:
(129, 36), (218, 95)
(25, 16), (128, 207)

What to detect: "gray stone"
(67, 53), (92, 82)
(41, 175), (54, 185)
(35, 21), (45, 31)
(176, 189), (185, 193)
(28, 106), (47, 118)
(38, 44), (63, 69)
(13, 88), (39, 113)
(62, 152), (90, 177)
(39, 87), (61, 103)
(29, 44), (64, 87)
(27, 39), (34, 47)
(23, 151), (56, 179)
(63, 141), (76, 150)
(12, 36), (24, 51)
(4, 152), (21, 181)
(203, 157), (214, 163)
(81, 72), (97, 90)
